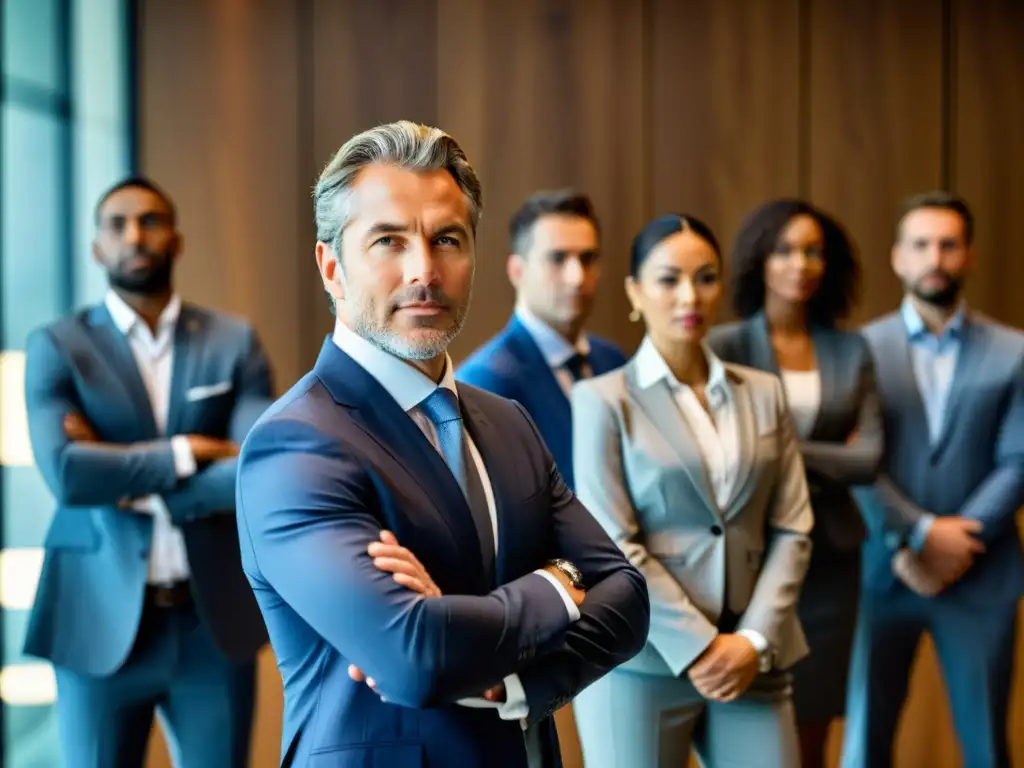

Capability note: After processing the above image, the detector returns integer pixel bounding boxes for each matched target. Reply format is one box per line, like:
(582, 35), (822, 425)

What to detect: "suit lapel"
(314, 340), (487, 588)
(88, 307), (159, 437)
(876, 316), (931, 445)
(627, 366), (719, 519)
(750, 313), (838, 439)
(807, 326), (839, 439)
(933, 319), (984, 452)
(460, 395), (507, 587)
(724, 375), (758, 520)
(166, 306), (202, 436)
(746, 313), (779, 374)
(507, 318), (570, 406)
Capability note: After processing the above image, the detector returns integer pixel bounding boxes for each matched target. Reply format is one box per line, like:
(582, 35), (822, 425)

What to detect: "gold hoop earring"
(629, 308), (641, 323)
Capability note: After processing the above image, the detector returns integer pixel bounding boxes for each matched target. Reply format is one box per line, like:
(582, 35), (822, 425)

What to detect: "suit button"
(710, 525), (723, 536)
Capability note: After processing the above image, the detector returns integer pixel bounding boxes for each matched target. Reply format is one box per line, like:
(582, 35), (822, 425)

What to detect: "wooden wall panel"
(436, 0), (648, 361)
(952, 2), (1024, 764)
(130, 2), (1024, 767)
(808, 0), (945, 325)
(952, 0), (1024, 328)
(649, 0), (802, 304)
(139, 0), (306, 387)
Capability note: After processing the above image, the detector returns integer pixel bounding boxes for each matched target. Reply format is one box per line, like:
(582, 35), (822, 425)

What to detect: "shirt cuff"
(497, 673), (529, 722)
(170, 435), (197, 479)
(907, 514), (936, 554)
(129, 495), (159, 516)
(533, 569), (581, 622)
(736, 629), (769, 654)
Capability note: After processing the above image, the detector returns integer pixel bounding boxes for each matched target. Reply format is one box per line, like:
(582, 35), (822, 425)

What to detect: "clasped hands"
(686, 633), (760, 703)
(904, 516), (985, 592)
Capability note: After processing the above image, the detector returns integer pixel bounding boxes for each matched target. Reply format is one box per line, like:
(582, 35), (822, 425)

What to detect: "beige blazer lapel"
(626, 365), (719, 520)
(723, 374), (761, 520)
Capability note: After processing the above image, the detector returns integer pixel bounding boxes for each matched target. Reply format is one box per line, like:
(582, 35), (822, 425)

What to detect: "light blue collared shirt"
(515, 306), (591, 397)
(330, 322), (579, 721)
(901, 299), (967, 551)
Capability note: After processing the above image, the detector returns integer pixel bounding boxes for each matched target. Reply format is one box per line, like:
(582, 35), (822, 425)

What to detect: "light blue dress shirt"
(901, 299), (966, 552)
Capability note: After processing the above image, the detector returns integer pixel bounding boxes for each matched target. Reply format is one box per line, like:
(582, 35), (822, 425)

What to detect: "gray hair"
(313, 120), (483, 252)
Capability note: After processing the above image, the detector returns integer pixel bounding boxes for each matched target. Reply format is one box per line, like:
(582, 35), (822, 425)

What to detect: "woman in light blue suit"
(571, 214), (814, 767)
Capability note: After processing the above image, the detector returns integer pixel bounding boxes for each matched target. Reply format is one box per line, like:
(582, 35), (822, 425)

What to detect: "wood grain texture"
(437, 0), (648, 361)
(807, 0), (946, 325)
(952, 0), (1024, 327)
(649, 0), (802, 306)
(139, 0), (305, 386)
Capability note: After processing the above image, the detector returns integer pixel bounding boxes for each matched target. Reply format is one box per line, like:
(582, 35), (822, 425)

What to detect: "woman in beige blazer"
(571, 214), (814, 768)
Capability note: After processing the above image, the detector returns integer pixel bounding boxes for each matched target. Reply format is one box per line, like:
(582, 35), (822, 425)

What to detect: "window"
(1, 1), (135, 764)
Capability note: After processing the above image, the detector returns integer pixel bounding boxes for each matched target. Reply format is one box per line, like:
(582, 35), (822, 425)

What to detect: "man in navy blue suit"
(456, 189), (627, 490)
(235, 121), (649, 767)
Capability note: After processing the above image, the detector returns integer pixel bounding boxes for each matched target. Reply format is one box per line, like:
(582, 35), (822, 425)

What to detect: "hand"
(348, 663), (506, 704)
(347, 664), (387, 702)
(64, 413), (98, 442)
(920, 517), (985, 584)
(367, 531), (441, 597)
(687, 634), (759, 702)
(185, 434), (239, 462)
(846, 429), (859, 445)
(542, 564), (585, 608)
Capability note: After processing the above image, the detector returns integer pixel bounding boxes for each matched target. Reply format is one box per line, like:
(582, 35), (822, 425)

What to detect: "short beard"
(347, 284), (472, 362)
(108, 251), (173, 296)
(910, 273), (962, 309)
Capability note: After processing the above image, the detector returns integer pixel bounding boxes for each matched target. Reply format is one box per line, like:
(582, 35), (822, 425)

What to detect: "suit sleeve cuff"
(736, 629), (769, 654)
(170, 435), (197, 479)
(533, 569), (581, 622)
(907, 514), (936, 553)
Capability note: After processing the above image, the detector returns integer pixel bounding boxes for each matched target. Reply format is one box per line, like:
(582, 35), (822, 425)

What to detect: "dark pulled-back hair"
(730, 198), (859, 326)
(629, 213), (721, 278)
(508, 188), (600, 254)
(94, 176), (177, 225)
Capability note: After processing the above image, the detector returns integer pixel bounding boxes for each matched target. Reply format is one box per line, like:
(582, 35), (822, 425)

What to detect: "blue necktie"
(419, 388), (495, 582)
(420, 388), (468, 492)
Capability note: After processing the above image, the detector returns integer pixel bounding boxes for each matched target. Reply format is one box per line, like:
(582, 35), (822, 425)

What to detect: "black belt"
(146, 581), (191, 608)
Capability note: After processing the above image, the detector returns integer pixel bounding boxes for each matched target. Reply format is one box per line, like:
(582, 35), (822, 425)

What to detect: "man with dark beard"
(842, 191), (1024, 768)
(22, 177), (274, 768)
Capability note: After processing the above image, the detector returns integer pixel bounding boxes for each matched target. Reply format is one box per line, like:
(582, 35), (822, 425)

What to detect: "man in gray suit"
(23, 177), (274, 767)
(843, 191), (1024, 768)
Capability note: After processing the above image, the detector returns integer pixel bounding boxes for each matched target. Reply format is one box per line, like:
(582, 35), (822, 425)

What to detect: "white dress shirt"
(634, 337), (769, 655)
(779, 369), (821, 440)
(515, 305), (591, 396)
(331, 322), (580, 723)
(104, 290), (197, 585)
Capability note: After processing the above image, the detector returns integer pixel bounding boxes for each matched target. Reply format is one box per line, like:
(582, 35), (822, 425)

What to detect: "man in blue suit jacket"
(457, 190), (627, 490)
(842, 192), (1024, 768)
(23, 178), (273, 768)
(236, 121), (650, 767)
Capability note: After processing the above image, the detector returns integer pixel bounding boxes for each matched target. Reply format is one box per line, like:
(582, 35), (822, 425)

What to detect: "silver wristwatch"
(546, 558), (584, 591)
